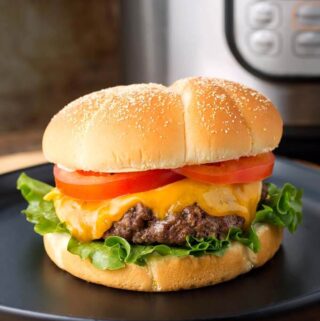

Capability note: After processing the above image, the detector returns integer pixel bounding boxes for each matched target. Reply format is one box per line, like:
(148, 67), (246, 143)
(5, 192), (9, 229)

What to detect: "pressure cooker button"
(249, 2), (279, 28)
(249, 30), (279, 55)
(294, 32), (320, 56)
(296, 5), (320, 26)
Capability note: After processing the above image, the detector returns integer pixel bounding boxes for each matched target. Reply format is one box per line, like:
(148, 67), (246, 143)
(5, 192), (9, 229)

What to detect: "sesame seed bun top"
(42, 77), (283, 172)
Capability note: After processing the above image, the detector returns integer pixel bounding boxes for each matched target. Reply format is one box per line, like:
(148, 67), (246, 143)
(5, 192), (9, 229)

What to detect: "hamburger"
(17, 77), (302, 291)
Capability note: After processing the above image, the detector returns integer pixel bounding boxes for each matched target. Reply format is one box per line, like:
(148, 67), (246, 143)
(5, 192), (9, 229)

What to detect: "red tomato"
(173, 153), (275, 184)
(53, 166), (183, 201)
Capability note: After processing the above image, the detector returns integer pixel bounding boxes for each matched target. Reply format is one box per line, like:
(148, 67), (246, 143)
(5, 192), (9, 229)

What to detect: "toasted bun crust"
(42, 77), (282, 172)
(43, 224), (283, 292)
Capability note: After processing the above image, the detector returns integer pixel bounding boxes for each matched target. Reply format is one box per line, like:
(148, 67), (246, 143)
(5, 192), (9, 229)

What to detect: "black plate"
(0, 158), (320, 321)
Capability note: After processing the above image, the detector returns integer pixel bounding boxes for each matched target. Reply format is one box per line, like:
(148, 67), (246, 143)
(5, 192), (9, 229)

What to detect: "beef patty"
(104, 203), (245, 246)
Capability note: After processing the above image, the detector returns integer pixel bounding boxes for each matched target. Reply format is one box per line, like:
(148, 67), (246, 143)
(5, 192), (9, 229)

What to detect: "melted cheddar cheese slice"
(44, 179), (262, 242)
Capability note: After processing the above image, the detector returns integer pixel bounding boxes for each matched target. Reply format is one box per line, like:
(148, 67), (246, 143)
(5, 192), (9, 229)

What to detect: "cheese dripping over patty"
(44, 179), (262, 242)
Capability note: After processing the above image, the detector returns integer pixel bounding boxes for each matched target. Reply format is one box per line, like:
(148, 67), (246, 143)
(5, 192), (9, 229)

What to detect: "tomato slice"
(173, 153), (275, 185)
(53, 166), (184, 201)
(53, 153), (274, 200)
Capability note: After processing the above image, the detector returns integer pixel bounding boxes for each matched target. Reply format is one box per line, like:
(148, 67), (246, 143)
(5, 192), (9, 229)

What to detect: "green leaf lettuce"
(17, 173), (68, 235)
(17, 173), (303, 271)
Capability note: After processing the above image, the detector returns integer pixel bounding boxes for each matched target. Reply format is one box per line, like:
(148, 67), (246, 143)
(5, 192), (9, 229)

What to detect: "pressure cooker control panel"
(229, 0), (320, 77)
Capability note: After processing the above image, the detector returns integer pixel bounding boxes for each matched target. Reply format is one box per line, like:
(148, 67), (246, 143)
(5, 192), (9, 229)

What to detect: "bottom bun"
(43, 224), (283, 292)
